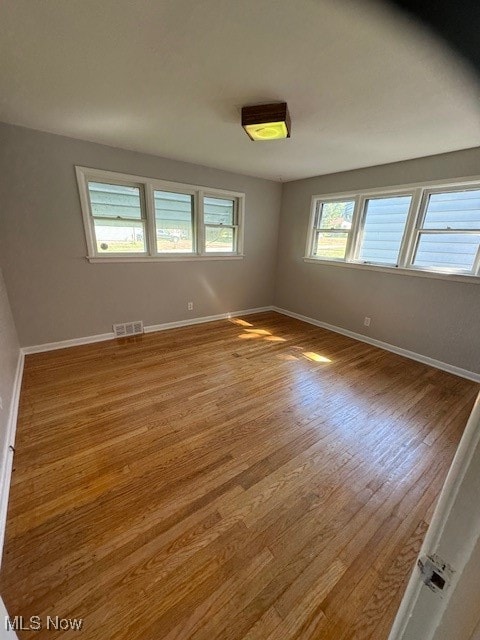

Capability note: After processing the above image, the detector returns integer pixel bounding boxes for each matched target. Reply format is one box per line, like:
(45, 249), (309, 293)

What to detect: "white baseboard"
(0, 350), (24, 569)
(21, 307), (274, 354)
(272, 306), (480, 383)
(22, 332), (115, 354)
(20, 306), (480, 382)
(143, 306), (273, 334)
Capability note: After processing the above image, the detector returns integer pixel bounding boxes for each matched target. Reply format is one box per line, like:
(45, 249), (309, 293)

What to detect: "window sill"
(303, 257), (480, 284)
(87, 254), (245, 264)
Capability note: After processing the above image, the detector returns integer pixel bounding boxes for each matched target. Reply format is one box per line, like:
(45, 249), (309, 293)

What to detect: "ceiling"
(1, 0), (479, 182)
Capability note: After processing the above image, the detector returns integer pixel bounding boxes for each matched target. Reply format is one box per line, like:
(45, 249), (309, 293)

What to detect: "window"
(412, 188), (480, 272)
(356, 195), (412, 265)
(76, 167), (244, 261)
(310, 200), (355, 260)
(306, 179), (480, 279)
(154, 190), (195, 254)
(204, 196), (238, 253)
(87, 181), (146, 255)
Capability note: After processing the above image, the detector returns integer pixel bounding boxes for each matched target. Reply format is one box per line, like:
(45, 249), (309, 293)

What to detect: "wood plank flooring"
(1, 311), (478, 639)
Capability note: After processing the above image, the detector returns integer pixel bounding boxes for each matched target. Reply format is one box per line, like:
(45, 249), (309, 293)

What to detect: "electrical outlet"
(364, 317), (371, 327)
(187, 302), (194, 311)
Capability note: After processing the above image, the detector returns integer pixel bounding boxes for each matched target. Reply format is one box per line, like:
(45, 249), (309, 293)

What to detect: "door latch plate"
(418, 554), (453, 596)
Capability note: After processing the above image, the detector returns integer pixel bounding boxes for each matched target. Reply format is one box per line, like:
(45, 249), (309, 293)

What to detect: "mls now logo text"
(5, 615), (84, 631)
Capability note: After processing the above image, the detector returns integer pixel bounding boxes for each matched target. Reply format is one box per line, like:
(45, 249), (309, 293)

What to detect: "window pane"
(359, 195), (411, 264)
(154, 191), (194, 253)
(204, 197), (235, 225)
(313, 231), (348, 259)
(317, 200), (354, 230)
(413, 233), (480, 270)
(205, 226), (235, 252)
(88, 182), (142, 219)
(423, 190), (480, 230)
(94, 219), (146, 253)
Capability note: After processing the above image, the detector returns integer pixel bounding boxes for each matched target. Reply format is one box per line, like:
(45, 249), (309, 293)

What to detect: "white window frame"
(350, 191), (416, 267)
(75, 167), (245, 262)
(307, 196), (358, 262)
(305, 176), (480, 283)
(202, 193), (241, 256)
(408, 185), (480, 275)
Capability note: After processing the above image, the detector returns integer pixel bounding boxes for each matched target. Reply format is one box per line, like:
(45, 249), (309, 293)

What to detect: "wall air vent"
(113, 320), (144, 338)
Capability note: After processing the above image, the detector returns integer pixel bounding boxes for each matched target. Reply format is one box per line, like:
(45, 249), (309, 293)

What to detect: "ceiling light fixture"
(241, 102), (291, 141)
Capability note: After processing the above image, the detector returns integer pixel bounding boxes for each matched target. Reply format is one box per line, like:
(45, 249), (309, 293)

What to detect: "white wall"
(0, 597), (18, 639)
(0, 268), (21, 560)
(0, 266), (20, 472)
(0, 268), (19, 438)
(0, 123), (282, 347)
(389, 394), (480, 640)
(431, 534), (480, 640)
(275, 147), (480, 374)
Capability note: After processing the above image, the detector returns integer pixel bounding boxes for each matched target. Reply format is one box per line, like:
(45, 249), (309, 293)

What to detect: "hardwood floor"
(1, 311), (478, 639)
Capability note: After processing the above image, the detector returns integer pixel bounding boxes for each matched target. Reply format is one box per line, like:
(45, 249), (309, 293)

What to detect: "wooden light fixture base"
(241, 102), (291, 141)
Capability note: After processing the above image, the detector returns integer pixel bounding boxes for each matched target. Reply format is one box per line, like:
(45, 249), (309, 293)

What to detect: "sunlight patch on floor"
(229, 318), (254, 327)
(302, 351), (331, 363)
(244, 328), (272, 336)
(233, 318), (332, 363)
